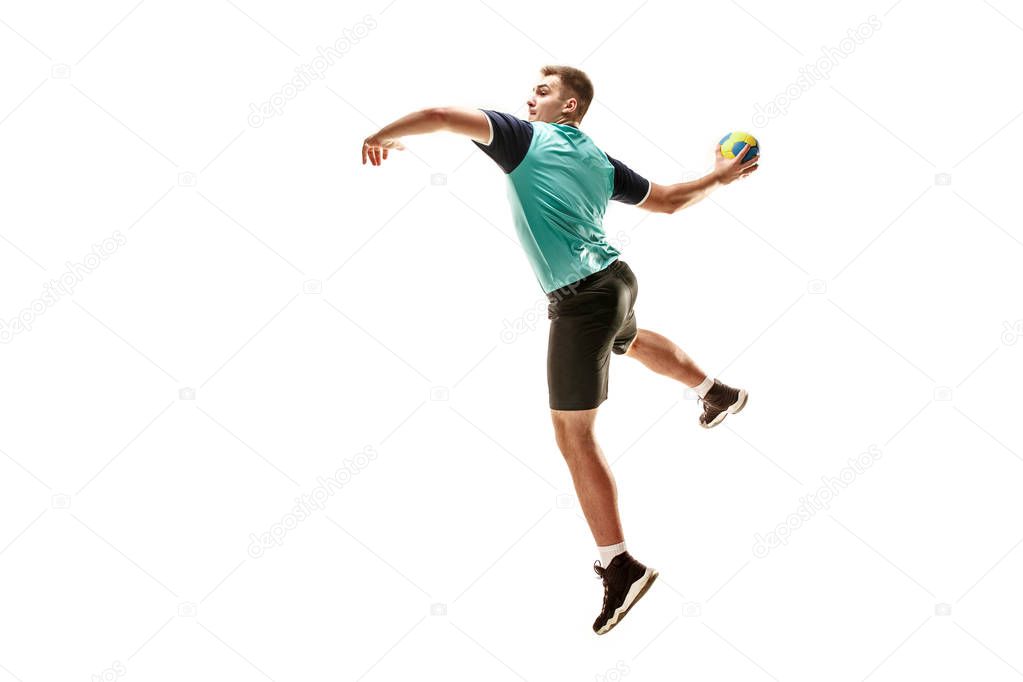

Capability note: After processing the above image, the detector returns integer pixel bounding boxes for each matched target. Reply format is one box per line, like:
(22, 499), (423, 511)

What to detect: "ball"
(719, 131), (759, 163)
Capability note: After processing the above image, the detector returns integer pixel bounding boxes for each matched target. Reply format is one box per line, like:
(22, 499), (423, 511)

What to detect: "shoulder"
(477, 110), (534, 145)
(472, 110), (535, 174)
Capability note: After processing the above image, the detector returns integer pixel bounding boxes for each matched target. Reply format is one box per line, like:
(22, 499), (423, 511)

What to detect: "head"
(527, 65), (594, 127)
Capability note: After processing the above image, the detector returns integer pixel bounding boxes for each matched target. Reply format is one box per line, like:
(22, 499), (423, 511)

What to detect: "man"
(361, 65), (759, 635)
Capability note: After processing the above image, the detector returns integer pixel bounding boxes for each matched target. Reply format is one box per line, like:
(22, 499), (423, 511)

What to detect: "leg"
(551, 406), (661, 636)
(546, 263), (660, 634)
(550, 407), (623, 546)
(626, 327), (748, 428)
(624, 327), (707, 388)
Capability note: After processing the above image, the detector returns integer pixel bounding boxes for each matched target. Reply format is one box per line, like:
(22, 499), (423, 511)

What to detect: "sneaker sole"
(701, 389), (749, 429)
(595, 567), (659, 635)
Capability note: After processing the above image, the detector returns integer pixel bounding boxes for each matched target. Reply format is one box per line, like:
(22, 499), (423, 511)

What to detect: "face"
(527, 75), (576, 124)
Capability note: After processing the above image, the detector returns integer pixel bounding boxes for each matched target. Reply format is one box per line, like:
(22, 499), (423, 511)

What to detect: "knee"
(552, 423), (596, 456)
(557, 438), (596, 461)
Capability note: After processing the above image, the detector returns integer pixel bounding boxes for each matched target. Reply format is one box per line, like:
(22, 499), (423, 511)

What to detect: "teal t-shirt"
(473, 110), (651, 293)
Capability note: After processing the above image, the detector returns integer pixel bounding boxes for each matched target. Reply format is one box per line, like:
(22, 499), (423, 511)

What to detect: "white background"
(2, 0), (1022, 680)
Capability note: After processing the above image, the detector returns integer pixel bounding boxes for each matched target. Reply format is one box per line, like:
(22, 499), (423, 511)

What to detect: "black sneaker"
(698, 379), (748, 429)
(592, 551), (659, 635)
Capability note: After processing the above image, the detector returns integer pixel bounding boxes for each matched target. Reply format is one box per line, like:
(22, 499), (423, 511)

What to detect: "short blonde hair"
(541, 65), (594, 121)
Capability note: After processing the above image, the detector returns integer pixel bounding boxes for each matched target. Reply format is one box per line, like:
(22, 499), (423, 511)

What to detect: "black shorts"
(546, 258), (639, 410)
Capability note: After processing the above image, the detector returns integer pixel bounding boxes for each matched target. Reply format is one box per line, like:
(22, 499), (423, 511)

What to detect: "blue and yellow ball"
(719, 131), (759, 163)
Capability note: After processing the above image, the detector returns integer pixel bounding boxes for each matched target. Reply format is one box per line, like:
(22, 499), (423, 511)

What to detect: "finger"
(362, 144), (367, 165)
(382, 148), (389, 160)
(734, 143), (750, 163)
(374, 148), (381, 165)
(741, 163), (759, 175)
(740, 152), (760, 169)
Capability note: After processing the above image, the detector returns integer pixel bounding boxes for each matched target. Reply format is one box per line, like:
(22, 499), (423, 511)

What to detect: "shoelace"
(697, 393), (718, 417)
(593, 560), (610, 613)
(699, 385), (734, 413)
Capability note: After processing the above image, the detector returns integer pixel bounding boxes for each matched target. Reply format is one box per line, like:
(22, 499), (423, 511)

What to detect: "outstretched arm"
(361, 107), (491, 166)
(640, 144), (760, 214)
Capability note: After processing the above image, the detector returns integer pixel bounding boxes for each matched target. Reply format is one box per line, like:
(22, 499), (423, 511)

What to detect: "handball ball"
(719, 132), (759, 163)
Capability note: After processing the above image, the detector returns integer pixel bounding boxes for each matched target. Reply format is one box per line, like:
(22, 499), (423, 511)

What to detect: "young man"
(361, 65), (759, 635)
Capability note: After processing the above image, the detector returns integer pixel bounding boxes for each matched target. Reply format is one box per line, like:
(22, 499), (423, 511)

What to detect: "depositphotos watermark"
(247, 15), (378, 127)
(594, 660), (630, 682)
(247, 445), (378, 557)
(1001, 319), (1023, 345)
(751, 15), (882, 129)
(0, 230), (127, 343)
(90, 660), (126, 682)
(752, 444), (882, 558)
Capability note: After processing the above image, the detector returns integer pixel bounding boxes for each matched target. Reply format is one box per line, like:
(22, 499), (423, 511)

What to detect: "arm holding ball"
(639, 135), (760, 215)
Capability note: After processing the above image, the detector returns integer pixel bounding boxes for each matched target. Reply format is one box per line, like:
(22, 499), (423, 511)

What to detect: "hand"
(713, 143), (759, 185)
(362, 134), (406, 166)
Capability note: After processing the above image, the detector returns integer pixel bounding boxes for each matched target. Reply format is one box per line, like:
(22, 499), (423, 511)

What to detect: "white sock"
(694, 376), (715, 398)
(598, 541), (627, 568)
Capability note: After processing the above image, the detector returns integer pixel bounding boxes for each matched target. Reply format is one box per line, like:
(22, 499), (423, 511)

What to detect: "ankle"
(597, 541), (627, 568)
(693, 376), (714, 398)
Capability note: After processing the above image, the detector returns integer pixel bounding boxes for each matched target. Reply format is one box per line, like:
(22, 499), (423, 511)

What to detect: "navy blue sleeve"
(472, 109), (533, 174)
(605, 153), (652, 205)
